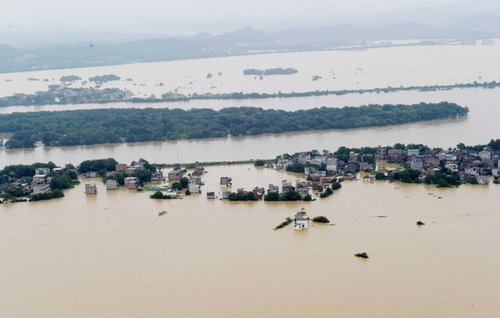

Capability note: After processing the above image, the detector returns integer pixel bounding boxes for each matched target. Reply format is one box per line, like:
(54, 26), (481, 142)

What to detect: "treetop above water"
(0, 102), (468, 149)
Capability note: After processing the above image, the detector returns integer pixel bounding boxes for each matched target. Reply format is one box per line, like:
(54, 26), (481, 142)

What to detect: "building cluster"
(276, 146), (500, 185)
(167, 167), (205, 194)
(86, 161), (164, 194)
(207, 178), (312, 200)
(375, 146), (500, 184)
(277, 151), (369, 187)
(0, 85), (133, 107)
(0, 166), (68, 200)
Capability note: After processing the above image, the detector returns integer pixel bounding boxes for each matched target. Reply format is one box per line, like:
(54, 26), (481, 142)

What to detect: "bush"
(228, 192), (258, 201)
(320, 187), (333, 198)
(375, 172), (386, 180)
(50, 174), (73, 190)
(151, 191), (177, 199)
(274, 217), (292, 230)
(254, 160), (265, 167)
(331, 181), (342, 190)
(264, 192), (280, 201)
(312, 216), (330, 223)
(30, 189), (64, 201)
(286, 163), (305, 173)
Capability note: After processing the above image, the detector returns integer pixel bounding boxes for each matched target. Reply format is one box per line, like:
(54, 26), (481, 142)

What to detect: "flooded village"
(1, 140), (499, 205)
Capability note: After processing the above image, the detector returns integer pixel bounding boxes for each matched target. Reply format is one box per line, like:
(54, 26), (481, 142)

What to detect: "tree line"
(0, 103), (469, 148)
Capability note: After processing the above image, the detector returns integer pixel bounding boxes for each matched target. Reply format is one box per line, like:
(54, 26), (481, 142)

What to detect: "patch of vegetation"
(254, 159), (266, 167)
(274, 217), (292, 230)
(0, 103), (469, 148)
(424, 168), (461, 187)
(286, 163), (305, 173)
(30, 189), (64, 201)
(78, 158), (118, 174)
(312, 216), (330, 223)
(319, 187), (333, 198)
(355, 252), (369, 259)
(150, 191), (175, 199)
(264, 190), (307, 201)
(392, 169), (422, 183)
(228, 192), (258, 201)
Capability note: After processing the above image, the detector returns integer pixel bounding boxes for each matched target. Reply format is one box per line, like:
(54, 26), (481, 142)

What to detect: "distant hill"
(0, 22), (495, 73)
(450, 13), (500, 34)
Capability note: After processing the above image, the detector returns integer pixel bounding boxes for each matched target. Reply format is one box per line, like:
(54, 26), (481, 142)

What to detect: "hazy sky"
(0, 0), (467, 33)
(0, 0), (498, 46)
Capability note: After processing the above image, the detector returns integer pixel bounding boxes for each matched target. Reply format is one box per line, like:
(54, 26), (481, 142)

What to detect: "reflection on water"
(1, 165), (499, 318)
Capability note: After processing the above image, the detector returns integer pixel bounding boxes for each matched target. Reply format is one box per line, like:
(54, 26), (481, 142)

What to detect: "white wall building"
(85, 183), (97, 195)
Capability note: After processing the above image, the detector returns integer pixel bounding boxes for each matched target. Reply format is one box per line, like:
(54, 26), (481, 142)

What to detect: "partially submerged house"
(105, 179), (118, 190)
(85, 183), (97, 195)
(294, 208), (310, 230)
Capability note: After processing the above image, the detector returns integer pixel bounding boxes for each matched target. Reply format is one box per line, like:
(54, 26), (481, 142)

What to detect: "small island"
(60, 75), (82, 83)
(89, 74), (121, 84)
(243, 68), (298, 76)
(0, 80), (499, 108)
(0, 85), (133, 107)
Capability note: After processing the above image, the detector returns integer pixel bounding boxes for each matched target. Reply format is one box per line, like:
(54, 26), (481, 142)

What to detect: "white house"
(492, 168), (500, 177)
(326, 158), (338, 172)
(464, 167), (479, 176)
(294, 209), (310, 230)
(32, 183), (51, 194)
(445, 163), (458, 172)
(309, 157), (325, 167)
(206, 192), (216, 199)
(105, 179), (118, 190)
(85, 171), (98, 178)
(188, 184), (200, 193)
(124, 177), (138, 189)
(479, 149), (491, 160)
(35, 167), (50, 176)
(85, 183), (97, 195)
(407, 149), (420, 157)
(275, 158), (292, 170)
(32, 174), (47, 185)
(297, 152), (311, 164)
(477, 176), (489, 185)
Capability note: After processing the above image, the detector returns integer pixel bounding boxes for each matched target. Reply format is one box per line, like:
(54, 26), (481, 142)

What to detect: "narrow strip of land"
(0, 81), (499, 107)
(0, 102), (468, 148)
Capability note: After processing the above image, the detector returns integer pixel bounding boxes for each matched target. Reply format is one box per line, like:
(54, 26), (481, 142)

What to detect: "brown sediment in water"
(1, 164), (499, 318)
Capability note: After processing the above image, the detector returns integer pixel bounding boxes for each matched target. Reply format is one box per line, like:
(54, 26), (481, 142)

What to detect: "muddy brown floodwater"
(1, 164), (499, 318)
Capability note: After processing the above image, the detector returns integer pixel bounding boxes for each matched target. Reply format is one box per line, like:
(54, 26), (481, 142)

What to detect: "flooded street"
(1, 165), (499, 317)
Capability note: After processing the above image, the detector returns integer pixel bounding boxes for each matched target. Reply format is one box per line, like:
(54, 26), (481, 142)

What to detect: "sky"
(0, 0), (498, 46)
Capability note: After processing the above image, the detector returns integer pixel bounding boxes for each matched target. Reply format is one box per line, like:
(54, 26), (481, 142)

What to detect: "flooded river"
(1, 42), (499, 98)
(1, 43), (500, 317)
(1, 164), (499, 317)
(1, 87), (499, 167)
